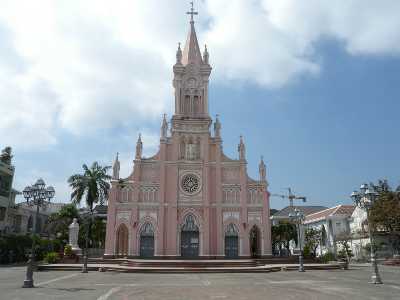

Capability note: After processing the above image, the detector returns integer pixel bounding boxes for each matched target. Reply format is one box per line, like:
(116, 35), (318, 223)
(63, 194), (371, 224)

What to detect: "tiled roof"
(272, 206), (328, 217)
(304, 205), (355, 224)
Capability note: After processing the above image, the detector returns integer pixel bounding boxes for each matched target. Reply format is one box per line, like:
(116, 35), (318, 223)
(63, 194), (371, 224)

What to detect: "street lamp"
(289, 208), (306, 272)
(22, 179), (55, 288)
(81, 208), (96, 273)
(351, 183), (383, 284)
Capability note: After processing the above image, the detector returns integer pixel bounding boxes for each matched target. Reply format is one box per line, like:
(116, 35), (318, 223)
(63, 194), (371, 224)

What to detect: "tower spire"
(182, 2), (202, 65)
(172, 2), (212, 119)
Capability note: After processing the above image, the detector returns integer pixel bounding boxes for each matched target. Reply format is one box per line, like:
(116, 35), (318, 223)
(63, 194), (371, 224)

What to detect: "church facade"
(104, 10), (272, 258)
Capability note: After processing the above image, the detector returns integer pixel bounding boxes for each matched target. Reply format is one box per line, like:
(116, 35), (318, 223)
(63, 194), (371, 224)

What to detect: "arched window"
(193, 96), (199, 114)
(180, 136), (186, 159)
(27, 215), (33, 232)
(184, 95), (190, 114)
(140, 223), (154, 236)
(225, 223), (238, 236)
(181, 214), (199, 232)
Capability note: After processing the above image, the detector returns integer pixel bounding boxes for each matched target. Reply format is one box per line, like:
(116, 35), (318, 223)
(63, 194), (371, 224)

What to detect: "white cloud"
(1, 0), (400, 148)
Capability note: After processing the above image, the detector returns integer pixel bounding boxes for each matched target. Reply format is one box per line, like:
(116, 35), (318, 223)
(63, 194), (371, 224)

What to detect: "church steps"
(38, 262), (341, 273)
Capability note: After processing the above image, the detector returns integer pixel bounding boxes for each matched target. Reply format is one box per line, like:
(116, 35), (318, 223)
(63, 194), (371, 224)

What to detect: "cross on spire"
(186, 1), (198, 23)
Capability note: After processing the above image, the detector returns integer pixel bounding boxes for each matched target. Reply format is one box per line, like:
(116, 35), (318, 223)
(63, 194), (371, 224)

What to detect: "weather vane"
(186, 1), (198, 22)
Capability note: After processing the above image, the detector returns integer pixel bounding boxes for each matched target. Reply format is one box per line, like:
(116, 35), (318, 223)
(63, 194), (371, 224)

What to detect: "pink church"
(104, 9), (272, 259)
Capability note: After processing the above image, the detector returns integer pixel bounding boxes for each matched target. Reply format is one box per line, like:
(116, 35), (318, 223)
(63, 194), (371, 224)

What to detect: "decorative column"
(215, 131), (224, 256)
(104, 182), (118, 257)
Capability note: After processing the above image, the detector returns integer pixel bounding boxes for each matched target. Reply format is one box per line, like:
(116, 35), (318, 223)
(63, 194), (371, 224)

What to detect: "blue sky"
(1, 1), (400, 209)
(211, 40), (400, 208)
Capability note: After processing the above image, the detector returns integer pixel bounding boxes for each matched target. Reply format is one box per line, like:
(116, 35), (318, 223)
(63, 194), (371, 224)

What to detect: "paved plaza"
(0, 265), (399, 300)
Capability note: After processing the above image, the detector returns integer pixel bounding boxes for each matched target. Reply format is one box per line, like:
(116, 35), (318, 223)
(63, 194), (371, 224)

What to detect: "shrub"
(0, 234), (32, 264)
(0, 234), (65, 264)
(303, 245), (312, 258)
(64, 244), (73, 256)
(319, 252), (335, 263)
(44, 252), (59, 264)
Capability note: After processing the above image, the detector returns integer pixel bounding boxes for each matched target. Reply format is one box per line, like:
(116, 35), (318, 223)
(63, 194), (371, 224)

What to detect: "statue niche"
(180, 135), (200, 160)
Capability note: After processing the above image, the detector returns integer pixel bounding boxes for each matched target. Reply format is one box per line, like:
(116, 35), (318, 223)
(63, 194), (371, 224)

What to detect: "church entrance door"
(180, 214), (199, 258)
(249, 225), (261, 258)
(139, 223), (154, 258)
(225, 224), (239, 258)
(116, 224), (128, 256)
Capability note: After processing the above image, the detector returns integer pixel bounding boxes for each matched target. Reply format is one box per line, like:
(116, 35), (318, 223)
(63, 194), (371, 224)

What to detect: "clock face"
(181, 173), (200, 194)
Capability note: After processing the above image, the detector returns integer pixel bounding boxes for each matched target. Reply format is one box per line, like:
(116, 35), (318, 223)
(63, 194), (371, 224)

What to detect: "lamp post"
(81, 208), (94, 273)
(289, 208), (305, 272)
(22, 179), (55, 288)
(351, 183), (383, 284)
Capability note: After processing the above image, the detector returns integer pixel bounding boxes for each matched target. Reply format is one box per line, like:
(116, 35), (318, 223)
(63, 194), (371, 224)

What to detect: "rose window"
(181, 174), (200, 194)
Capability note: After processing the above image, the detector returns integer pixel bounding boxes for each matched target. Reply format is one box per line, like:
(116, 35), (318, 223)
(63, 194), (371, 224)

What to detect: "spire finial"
(112, 152), (120, 179)
(238, 135), (246, 160)
(176, 43), (182, 64)
(161, 113), (168, 138)
(203, 44), (209, 64)
(187, 1), (198, 23)
(259, 155), (266, 181)
(214, 114), (221, 137)
(136, 133), (143, 159)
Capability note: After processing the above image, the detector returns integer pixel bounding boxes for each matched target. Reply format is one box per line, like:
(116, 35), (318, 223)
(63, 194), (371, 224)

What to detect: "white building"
(304, 205), (355, 256)
(270, 206), (328, 255)
(348, 206), (394, 260)
(0, 147), (20, 235)
(0, 146), (64, 237)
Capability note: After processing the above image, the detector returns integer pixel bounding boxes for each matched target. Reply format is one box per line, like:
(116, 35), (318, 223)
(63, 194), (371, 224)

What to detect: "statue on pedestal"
(68, 218), (81, 254)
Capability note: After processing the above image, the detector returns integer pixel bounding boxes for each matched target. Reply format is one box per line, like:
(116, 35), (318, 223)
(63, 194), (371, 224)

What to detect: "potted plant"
(62, 245), (79, 263)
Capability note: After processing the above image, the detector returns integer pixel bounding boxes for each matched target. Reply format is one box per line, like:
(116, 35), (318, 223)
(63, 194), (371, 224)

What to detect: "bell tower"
(172, 3), (212, 120)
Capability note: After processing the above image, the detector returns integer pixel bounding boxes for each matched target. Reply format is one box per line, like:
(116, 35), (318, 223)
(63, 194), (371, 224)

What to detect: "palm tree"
(68, 162), (111, 272)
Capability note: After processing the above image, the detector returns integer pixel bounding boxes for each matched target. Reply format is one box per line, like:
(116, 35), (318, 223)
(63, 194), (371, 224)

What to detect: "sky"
(1, 0), (400, 209)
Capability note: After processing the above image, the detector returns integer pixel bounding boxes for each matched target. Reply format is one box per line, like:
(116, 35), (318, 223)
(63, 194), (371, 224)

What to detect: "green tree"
(68, 162), (111, 250)
(272, 222), (297, 255)
(336, 233), (353, 262)
(48, 203), (79, 243)
(304, 228), (322, 257)
(368, 180), (400, 255)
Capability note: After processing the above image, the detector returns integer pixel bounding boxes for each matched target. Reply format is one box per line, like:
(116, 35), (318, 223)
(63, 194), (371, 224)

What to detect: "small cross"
(186, 1), (198, 22)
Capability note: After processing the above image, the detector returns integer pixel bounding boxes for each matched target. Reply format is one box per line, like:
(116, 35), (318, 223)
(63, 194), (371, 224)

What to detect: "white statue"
(68, 218), (81, 252)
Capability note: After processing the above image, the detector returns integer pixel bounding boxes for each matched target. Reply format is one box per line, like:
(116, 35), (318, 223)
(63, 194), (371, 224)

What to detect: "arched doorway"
(225, 224), (239, 258)
(181, 214), (199, 258)
(249, 225), (261, 258)
(140, 223), (155, 258)
(116, 224), (128, 256)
